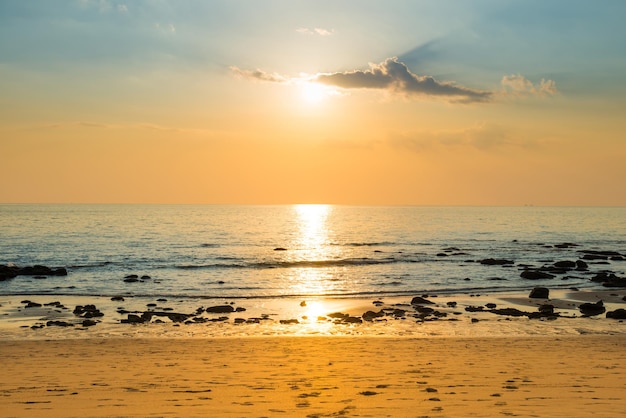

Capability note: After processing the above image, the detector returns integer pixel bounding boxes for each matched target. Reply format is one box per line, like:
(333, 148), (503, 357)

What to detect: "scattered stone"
(489, 308), (529, 317)
(362, 310), (385, 321)
(606, 309), (626, 320)
(520, 270), (556, 280)
(446, 301), (457, 307)
(590, 272), (626, 287)
(141, 275), (151, 280)
(274, 247), (288, 251)
(205, 305), (235, 313)
(82, 319), (98, 327)
(480, 258), (514, 265)
(300, 301), (307, 307)
(25, 301), (42, 308)
(46, 320), (74, 327)
(280, 319), (299, 325)
(111, 296), (125, 301)
(124, 274), (139, 279)
(410, 296), (435, 305)
(578, 301), (605, 316)
(554, 260), (576, 269)
(529, 287), (550, 299)
(359, 391), (378, 396)
(73, 305), (104, 318)
(465, 306), (484, 312)
(485, 303), (497, 309)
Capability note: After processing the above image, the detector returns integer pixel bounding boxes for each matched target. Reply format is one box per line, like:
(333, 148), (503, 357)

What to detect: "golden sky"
(1, 1), (625, 205)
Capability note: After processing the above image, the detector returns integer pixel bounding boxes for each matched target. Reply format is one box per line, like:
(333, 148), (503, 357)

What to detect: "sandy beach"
(1, 335), (625, 417)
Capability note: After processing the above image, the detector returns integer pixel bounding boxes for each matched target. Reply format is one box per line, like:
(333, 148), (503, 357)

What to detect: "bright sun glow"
(299, 82), (339, 104)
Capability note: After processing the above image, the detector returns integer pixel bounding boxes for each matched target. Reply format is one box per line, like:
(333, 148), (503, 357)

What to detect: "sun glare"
(299, 82), (339, 104)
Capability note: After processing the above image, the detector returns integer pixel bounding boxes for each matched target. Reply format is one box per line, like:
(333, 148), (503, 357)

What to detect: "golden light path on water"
(287, 204), (349, 330)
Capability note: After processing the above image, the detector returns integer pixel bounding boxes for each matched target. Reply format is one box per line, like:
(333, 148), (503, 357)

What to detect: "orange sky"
(1, 1), (625, 205)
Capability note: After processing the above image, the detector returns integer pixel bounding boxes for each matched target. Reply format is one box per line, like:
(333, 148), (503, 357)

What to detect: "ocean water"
(0, 205), (624, 301)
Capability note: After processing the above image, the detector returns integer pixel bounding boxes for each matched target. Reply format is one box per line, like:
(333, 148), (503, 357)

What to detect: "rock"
(274, 247), (288, 251)
(123, 277), (139, 283)
(446, 301), (457, 307)
(575, 260), (588, 270)
(82, 319), (98, 327)
(343, 316), (363, 324)
(280, 319), (299, 324)
(111, 296), (125, 301)
(124, 274), (139, 279)
(410, 296), (435, 305)
(520, 270), (556, 280)
(73, 304), (104, 318)
(538, 304), (555, 314)
(606, 309), (626, 320)
(0, 264), (19, 281)
(529, 287), (550, 299)
(122, 314), (144, 324)
(590, 272), (626, 287)
(46, 320), (74, 327)
(485, 303), (497, 309)
(480, 258), (514, 265)
(205, 305), (235, 313)
(141, 275), (151, 280)
(25, 301), (42, 308)
(554, 261), (576, 269)
(300, 301), (307, 307)
(362, 310), (385, 321)
(489, 308), (529, 317)
(578, 301), (605, 316)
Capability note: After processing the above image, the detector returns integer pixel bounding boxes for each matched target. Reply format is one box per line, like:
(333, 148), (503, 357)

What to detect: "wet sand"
(2, 335), (625, 417)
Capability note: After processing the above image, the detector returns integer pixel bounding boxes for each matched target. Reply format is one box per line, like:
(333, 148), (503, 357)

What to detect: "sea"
(1, 205), (624, 302)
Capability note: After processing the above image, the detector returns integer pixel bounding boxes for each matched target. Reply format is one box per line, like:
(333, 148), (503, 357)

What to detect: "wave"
(174, 257), (409, 271)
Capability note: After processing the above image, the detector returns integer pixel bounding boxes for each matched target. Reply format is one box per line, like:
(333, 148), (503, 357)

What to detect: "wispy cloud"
(500, 74), (558, 97)
(231, 57), (558, 105)
(230, 67), (288, 83)
(296, 27), (335, 36)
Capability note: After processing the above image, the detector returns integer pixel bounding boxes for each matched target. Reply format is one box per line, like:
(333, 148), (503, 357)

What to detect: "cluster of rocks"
(474, 244), (626, 288)
(119, 304), (247, 325)
(0, 264), (67, 281)
(22, 300), (102, 329)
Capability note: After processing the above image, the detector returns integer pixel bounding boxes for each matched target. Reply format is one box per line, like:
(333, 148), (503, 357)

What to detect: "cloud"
(501, 74), (558, 97)
(315, 57), (491, 103)
(231, 57), (557, 105)
(296, 27), (334, 36)
(229, 66), (288, 83)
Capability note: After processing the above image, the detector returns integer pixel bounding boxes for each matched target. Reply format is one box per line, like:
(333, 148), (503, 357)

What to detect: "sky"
(1, 0), (625, 205)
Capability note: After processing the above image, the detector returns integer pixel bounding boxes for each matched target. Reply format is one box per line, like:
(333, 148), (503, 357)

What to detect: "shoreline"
(1, 287), (624, 340)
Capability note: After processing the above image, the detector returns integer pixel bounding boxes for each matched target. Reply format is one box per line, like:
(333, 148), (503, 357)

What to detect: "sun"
(299, 82), (339, 104)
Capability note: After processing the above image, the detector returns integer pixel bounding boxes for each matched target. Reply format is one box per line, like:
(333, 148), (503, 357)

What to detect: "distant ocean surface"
(1, 205), (624, 300)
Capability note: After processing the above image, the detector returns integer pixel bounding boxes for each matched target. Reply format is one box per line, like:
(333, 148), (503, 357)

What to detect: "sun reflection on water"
(288, 204), (336, 297)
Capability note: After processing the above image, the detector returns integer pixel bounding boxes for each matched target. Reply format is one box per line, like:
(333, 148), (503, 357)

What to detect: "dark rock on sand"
(82, 319), (98, 327)
(529, 287), (550, 299)
(520, 270), (556, 280)
(606, 309), (626, 320)
(25, 301), (42, 308)
(489, 308), (529, 317)
(274, 247), (288, 251)
(362, 310), (385, 321)
(111, 296), (125, 301)
(121, 314), (144, 324)
(606, 308), (626, 319)
(205, 305), (235, 313)
(578, 301), (606, 316)
(46, 320), (74, 327)
(410, 296), (435, 305)
(280, 319), (299, 324)
(73, 305), (104, 318)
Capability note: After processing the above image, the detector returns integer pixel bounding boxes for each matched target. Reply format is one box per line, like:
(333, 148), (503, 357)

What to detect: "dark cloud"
(315, 57), (492, 103)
